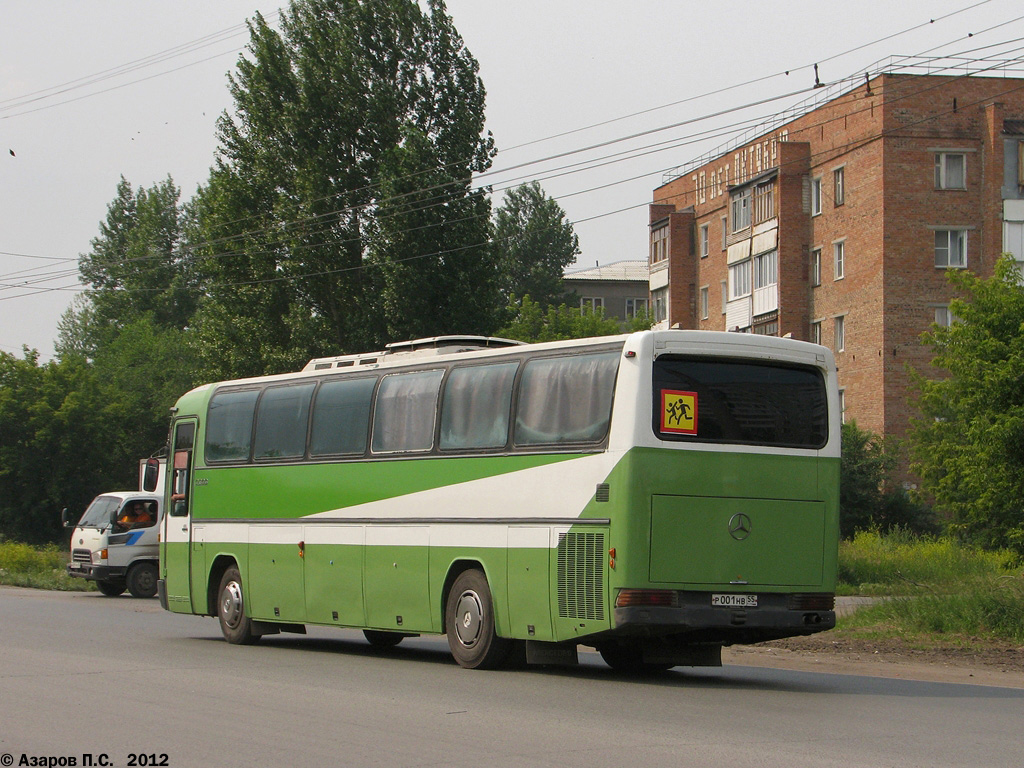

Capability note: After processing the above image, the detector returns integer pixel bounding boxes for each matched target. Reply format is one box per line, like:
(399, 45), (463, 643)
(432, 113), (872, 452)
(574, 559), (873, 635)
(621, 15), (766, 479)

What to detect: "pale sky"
(2, 0), (1022, 358)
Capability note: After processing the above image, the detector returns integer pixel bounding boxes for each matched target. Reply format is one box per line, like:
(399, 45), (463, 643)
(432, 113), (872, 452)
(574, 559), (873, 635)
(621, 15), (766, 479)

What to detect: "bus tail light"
(615, 589), (678, 608)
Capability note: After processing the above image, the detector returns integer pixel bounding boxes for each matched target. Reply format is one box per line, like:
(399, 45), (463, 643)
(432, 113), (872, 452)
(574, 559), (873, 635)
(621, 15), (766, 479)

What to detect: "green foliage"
(189, 0), (498, 379)
(72, 176), (195, 348)
(840, 421), (935, 538)
(0, 541), (93, 591)
(0, 351), (127, 544)
(492, 182), (581, 312)
(838, 529), (1017, 591)
(910, 255), (1024, 554)
(498, 295), (624, 343)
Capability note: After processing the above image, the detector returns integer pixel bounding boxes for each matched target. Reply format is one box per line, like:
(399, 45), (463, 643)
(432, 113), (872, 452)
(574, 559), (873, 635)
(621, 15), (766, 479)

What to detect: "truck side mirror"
(61, 507), (73, 529)
(142, 458), (161, 492)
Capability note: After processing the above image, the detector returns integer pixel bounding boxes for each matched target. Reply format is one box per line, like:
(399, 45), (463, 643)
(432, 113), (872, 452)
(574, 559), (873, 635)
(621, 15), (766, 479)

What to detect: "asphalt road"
(1, 586), (1021, 768)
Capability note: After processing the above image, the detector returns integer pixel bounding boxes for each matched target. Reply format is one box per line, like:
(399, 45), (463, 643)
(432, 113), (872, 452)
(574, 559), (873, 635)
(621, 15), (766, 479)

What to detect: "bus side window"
(170, 449), (191, 517)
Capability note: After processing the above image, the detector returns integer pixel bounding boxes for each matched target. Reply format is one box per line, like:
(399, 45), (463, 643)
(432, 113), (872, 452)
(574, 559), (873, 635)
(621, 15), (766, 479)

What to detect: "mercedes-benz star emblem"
(728, 513), (752, 541)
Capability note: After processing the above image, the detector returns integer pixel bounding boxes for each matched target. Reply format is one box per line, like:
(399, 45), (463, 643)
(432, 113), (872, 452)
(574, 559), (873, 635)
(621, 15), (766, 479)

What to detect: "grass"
(0, 540), (94, 591)
(837, 529), (1024, 644)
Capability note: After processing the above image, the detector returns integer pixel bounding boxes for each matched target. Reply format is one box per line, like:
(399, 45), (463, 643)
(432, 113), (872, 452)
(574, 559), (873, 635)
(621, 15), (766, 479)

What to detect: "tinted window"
(206, 389), (259, 462)
(310, 377), (376, 456)
(515, 351), (620, 446)
(253, 383), (315, 460)
(652, 357), (827, 448)
(440, 362), (518, 451)
(372, 369), (444, 453)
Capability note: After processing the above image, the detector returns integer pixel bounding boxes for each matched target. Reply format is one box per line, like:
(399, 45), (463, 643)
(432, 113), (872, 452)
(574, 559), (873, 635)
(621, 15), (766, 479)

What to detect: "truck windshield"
(77, 496), (121, 529)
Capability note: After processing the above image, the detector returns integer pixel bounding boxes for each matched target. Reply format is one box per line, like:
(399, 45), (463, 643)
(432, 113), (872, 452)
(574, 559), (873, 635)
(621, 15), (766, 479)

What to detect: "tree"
(0, 350), (127, 544)
(74, 176), (195, 348)
(492, 182), (580, 311)
(840, 421), (934, 539)
(188, 0), (498, 379)
(498, 296), (622, 343)
(910, 255), (1024, 554)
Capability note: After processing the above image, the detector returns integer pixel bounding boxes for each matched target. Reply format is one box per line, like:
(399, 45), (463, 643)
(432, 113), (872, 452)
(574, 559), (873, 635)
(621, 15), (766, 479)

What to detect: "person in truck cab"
(118, 501), (154, 529)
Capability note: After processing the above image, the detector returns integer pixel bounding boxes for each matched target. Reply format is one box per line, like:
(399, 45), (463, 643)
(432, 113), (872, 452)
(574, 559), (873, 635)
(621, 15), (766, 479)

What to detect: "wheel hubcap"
(454, 590), (483, 647)
(220, 581), (244, 629)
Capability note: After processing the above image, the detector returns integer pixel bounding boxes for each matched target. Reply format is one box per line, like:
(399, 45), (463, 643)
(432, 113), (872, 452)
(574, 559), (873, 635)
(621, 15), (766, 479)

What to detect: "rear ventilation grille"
(557, 532), (605, 621)
(595, 483), (610, 502)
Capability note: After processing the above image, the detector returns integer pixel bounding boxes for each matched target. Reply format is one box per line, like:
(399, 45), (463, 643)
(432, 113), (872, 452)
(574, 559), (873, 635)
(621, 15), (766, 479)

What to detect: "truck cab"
(64, 490), (163, 598)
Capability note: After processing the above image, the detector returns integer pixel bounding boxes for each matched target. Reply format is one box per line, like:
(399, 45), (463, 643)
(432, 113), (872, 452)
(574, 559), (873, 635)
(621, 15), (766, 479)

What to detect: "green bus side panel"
(192, 453), (582, 520)
(162, 541), (193, 613)
(550, 526), (611, 642)
(247, 537), (306, 623)
(650, 495), (824, 586)
(506, 529), (554, 642)
(364, 532), (432, 632)
(304, 543), (364, 627)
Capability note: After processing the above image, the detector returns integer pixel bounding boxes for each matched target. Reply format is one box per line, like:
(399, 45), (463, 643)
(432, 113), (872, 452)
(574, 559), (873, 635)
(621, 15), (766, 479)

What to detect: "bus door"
(162, 418), (196, 613)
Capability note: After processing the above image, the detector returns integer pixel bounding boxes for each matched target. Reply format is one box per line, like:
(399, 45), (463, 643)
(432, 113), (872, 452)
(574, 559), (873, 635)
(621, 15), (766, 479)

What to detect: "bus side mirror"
(143, 458), (161, 492)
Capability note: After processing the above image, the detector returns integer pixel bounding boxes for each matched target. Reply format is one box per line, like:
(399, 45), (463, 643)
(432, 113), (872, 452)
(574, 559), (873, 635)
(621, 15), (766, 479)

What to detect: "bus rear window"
(652, 356), (827, 448)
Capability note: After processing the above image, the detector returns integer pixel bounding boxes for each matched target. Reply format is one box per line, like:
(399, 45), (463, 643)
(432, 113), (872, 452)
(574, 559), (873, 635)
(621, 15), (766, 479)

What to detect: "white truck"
(62, 459), (166, 598)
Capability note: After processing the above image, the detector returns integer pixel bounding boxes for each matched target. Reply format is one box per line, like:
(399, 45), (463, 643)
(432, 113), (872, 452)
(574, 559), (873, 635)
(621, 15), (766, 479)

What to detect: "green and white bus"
(155, 330), (839, 671)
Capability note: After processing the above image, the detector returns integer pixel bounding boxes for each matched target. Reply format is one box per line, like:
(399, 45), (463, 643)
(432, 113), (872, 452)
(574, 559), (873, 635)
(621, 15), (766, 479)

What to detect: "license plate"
(711, 593), (758, 608)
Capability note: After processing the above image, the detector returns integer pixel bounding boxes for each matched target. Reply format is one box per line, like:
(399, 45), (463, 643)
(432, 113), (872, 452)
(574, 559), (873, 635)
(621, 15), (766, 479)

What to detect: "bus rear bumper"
(611, 592), (836, 644)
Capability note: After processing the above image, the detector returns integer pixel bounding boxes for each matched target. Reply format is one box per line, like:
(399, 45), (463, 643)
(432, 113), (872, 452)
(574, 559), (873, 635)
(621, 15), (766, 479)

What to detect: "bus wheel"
(598, 642), (674, 674)
(217, 566), (259, 645)
(363, 630), (404, 648)
(445, 569), (512, 669)
(126, 562), (158, 598)
(96, 580), (125, 597)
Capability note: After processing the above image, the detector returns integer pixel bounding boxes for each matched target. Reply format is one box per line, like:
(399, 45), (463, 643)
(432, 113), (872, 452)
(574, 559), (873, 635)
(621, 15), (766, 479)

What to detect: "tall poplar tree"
(189, 0), (497, 378)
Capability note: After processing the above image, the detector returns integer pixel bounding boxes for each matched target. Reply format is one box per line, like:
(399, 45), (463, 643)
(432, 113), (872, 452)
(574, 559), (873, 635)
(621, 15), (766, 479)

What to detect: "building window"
(753, 250), (777, 289)
(934, 306), (955, 327)
(935, 153), (966, 190)
(811, 248), (822, 286)
(833, 240), (845, 280)
(934, 229), (967, 268)
(729, 260), (752, 300)
(721, 216), (728, 250)
(730, 189), (751, 233)
(626, 298), (649, 318)
(699, 224), (709, 259)
(811, 321), (822, 345)
(651, 225), (668, 264)
(752, 180), (775, 225)
(811, 177), (823, 216)
(720, 280), (727, 314)
(652, 287), (668, 323)
(700, 286), (709, 320)
(833, 167), (845, 206)
(834, 315), (845, 353)
(580, 297), (604, 312)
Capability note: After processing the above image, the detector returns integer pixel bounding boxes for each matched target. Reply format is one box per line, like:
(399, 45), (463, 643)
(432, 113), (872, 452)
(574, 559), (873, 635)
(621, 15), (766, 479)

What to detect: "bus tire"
(217, 566), (259, 645)
(126, 562), (158, 598)
(363, 630), (405, 648)
(445, 569), (512, 669)
(96, 579), (126, 597)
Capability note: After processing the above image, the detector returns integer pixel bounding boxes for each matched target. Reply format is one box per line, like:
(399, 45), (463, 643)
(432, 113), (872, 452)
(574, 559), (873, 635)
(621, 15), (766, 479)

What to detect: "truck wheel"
(445, 569), (512, 669)
(126, 562), (158, 598)
(217, 566), (259, 645)
(96, 580), (126, 597)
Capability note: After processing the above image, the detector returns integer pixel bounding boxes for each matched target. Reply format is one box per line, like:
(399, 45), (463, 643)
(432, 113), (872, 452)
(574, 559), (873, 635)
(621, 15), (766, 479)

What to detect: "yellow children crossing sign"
(660, 389), (698, 435)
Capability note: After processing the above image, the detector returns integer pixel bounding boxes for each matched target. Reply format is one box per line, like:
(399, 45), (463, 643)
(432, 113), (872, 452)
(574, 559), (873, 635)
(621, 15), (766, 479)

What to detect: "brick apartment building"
(649, 70), (1024, 445)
